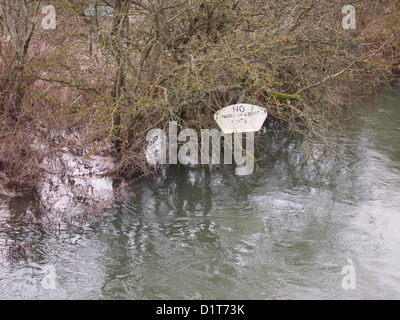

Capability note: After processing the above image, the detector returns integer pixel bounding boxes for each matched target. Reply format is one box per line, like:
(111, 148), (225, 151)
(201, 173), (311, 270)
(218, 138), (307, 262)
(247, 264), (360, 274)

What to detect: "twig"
(298, 31), (398, 94)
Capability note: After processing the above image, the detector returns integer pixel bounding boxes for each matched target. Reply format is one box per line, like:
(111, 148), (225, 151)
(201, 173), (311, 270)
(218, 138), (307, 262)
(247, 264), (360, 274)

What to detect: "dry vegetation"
(1, 0), (400, 196)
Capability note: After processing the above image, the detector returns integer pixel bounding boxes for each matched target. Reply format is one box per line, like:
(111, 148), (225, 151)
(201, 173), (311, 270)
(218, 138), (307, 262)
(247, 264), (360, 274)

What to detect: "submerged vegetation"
(1, 0), (400, 197)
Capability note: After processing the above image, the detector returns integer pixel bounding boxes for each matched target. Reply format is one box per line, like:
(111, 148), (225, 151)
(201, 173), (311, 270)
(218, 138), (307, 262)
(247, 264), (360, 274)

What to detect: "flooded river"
(1, 88), (399, 299)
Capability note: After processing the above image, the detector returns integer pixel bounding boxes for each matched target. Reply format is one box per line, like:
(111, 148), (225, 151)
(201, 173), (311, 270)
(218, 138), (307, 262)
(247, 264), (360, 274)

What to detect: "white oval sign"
(214, 104), (268, 134)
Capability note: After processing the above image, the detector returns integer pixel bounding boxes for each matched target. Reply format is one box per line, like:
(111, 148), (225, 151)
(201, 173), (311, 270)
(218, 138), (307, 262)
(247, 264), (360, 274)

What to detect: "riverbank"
(1, 87), (400, 298)
(1, 0), (400, 212)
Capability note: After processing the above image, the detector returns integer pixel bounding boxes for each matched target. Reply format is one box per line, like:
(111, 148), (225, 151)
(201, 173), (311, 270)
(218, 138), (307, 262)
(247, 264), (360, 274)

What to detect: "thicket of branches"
(1, 0), (400, 193)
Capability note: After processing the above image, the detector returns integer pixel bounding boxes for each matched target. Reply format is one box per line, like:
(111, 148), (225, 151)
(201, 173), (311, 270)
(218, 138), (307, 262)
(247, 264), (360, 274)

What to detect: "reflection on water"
(0, 88), (400, 299)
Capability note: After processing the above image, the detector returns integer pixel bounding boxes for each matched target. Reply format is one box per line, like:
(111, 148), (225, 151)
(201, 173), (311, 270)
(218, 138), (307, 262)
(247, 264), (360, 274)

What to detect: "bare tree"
(1, 0), (399, 190)
(0, 1), (44, 118)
